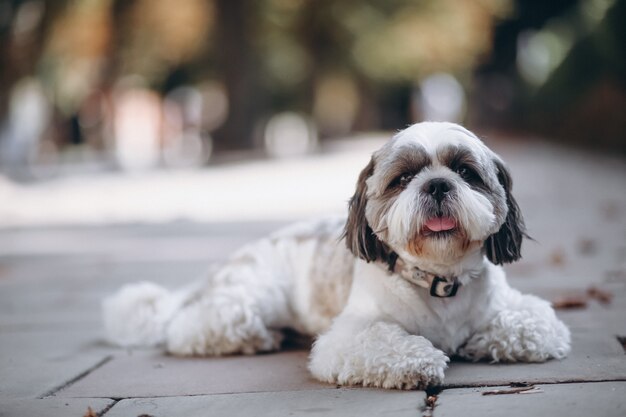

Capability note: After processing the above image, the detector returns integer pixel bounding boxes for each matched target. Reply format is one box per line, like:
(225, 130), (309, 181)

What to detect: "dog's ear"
(343, 158), (395, 266)
(484, 159), (527, 265)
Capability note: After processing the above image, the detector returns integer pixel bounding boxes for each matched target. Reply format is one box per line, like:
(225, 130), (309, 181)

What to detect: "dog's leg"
(103, 281), (188, 347)
(309, 315), (449, 389)
(458, 293), (571, 362)
(165, 289), (285, 356)
(165, 256), (293, 356)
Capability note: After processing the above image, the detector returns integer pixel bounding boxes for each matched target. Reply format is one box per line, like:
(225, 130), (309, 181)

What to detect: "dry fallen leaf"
(425, 395), (438, 407)
(422, 395), (438, 417)
(518, 387), (544, 394)
(83, 406), (98, 417)
(578, 238), (596, 255)
(552, 295), (588, 310)
(587, 286), (613, 304)
(552, 284), (614, 310)
(549, 249), (565, 266)
(482, 386), (542, 395)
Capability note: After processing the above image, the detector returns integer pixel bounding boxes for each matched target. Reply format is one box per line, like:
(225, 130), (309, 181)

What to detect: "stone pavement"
(0, 137), (625, 416)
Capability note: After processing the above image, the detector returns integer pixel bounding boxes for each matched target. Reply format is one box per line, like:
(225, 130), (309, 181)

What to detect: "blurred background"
(1, 3), (625, 409)
(0, 0), (624, 226)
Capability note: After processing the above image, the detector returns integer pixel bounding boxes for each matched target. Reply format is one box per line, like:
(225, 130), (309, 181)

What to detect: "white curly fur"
(102, 281), (182, 347)
(457, 293), (571, 363)
(309, 320), (449, 389)
(102, 122), (571, 390)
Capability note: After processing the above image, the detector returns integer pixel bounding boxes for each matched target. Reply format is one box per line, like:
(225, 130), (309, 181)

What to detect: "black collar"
(377, 255), (462, 298)
(397, 256), (460, 297)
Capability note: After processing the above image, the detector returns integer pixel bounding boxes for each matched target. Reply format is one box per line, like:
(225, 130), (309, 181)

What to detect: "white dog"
(103, 122), (571, 389)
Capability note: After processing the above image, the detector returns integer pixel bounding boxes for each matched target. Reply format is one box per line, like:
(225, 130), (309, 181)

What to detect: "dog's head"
(344, 122), (525, 270)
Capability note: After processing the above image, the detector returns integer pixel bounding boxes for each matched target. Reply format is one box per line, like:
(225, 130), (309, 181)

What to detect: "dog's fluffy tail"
(102, 281), (186, 347)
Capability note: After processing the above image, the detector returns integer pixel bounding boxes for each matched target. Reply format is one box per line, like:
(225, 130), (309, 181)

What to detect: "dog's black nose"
(424, 178), (453, 202)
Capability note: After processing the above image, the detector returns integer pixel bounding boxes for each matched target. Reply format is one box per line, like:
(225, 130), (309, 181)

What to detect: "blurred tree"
(1, 0), (514, 157)
(212, 0), (265, 151)
(0, 0), (67, 122)
(265, 0), (511, 136)
(532, 0), (626, 151)
(470, 0), (580, 129)
(470, 0), (625, 152)
(42, 0), (111, 115)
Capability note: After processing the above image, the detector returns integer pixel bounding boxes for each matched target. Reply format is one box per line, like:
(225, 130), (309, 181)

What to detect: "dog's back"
(102, 216), (355, 352)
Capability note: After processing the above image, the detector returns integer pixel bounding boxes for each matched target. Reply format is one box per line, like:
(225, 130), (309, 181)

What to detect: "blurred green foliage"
(0, 0), (510, 150)
(0, 0), (624, 157)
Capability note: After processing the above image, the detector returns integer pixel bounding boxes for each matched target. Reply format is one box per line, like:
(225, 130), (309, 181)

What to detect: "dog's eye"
(399, 174), (414, 186)
(456, 165), (479, 182)
(390, 173), (414, 189)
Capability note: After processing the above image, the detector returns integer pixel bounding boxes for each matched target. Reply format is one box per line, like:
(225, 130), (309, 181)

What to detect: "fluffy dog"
(103, 121), (571, 389)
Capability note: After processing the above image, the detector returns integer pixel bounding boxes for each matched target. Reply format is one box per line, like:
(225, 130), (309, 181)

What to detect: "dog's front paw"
(459, 308), (571, 363)
(310, 322), (449, 390)
(321, 344), (448, 390)
(380, 347), (449, 389)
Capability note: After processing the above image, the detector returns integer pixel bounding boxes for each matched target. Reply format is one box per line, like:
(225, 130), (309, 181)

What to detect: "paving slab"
(104, 388), (425, 417)
(59, 349), (330, 398)
(0, 397), (113, 417)
(434, 382), (626, 417)
(0, 329), (113, 399)
(559, 301), (626, 335)
(0, 138), (624, 415)
(0, 224), (268, 264)
(0, 258), (209, 332)
(0, 222), (282, 333)
(60, 316), (626, 399)
(445, 309), (626, 387)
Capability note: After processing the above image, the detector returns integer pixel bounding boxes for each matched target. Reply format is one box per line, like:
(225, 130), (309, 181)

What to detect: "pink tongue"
(425, 217), (456, 232)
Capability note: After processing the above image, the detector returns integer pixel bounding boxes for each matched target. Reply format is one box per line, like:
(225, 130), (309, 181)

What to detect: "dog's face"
(345, 122), (525, 269)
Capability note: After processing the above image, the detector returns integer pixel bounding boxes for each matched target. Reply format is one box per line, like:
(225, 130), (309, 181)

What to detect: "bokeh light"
(0, 0), (622, 218)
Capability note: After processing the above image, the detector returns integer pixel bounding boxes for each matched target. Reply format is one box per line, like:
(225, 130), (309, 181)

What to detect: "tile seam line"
(53, 378), (626, 401)
(97, 398), (120, 417)
(38, 355), (114, 399)
(58, 387), (421, 400)
(422, 378), (626, 417)
(441, 377), (626, 390)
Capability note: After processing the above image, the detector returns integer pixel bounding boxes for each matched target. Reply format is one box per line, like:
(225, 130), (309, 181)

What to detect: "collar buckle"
(430, 276), (459, 298)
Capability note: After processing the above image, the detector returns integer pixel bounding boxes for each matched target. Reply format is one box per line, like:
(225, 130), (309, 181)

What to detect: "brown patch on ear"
(343, 158), (395, 267)
(484, 159), (527, 265)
